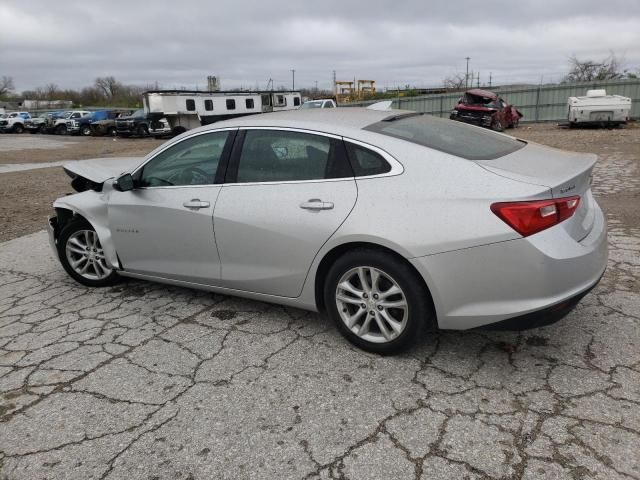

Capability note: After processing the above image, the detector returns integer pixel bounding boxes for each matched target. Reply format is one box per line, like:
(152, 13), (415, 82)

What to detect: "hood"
(64, 157), (143, 184)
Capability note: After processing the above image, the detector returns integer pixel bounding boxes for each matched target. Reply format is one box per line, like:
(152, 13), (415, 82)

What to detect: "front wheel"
(324, 249), (432, 354)
(57, 219), (119, 287)
(81, 125), (92, 136)
(13, 124), (24, 134)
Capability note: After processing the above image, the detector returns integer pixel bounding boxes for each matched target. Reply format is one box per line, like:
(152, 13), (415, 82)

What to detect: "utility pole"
(465, 57), (470, 88)
(477, 72), (480, 88)
(291, 69), (295, 90)
(315, 80), (318, 91)
(332, 70), (337, 94)
(489, 72), (492, 88)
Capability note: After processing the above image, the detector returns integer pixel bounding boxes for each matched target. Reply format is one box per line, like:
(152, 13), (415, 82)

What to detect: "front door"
(214, 128), (357, 297)
(108, 130), (234, 284)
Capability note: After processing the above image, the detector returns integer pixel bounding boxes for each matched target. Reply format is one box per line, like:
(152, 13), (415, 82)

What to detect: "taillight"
(491, 196), (580, 237)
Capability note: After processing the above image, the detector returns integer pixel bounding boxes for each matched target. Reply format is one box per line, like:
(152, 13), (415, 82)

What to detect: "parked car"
(148, 117), (173, 138)
(48, 109), (607, 353)
(567, 89), (631, 127)
(43, 110), (91, 135)
(450, 89), (522, 131)
(67, 110), (122, 136)
(90, 111), (133, 136)
(24, 112), (55, 133)
(300, 99), (337, 109)
(115, 109), (149, 137)
(0, 111), (31, 133)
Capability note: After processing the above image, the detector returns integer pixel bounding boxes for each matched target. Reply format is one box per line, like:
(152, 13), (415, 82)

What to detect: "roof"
(201, 108), (411, 134)
(466, 89), (498, 100)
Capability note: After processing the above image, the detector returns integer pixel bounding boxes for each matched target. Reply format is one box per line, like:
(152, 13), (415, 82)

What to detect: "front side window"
(235, 130), (350, 183)
(186, 99), (196, 111)
(226, 99), (236, 110)
(138, 131), (229, 187)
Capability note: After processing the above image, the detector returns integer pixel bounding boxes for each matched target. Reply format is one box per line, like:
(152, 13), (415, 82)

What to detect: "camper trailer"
(567, 89), (632, 127)
(143, 90), (302, 135)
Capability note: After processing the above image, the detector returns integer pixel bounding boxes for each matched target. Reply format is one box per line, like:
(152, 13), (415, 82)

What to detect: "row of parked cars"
(0, 109), (172, 138)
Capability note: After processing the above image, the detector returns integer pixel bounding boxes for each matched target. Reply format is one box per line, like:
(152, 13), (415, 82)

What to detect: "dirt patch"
(0, 134), (163, 164)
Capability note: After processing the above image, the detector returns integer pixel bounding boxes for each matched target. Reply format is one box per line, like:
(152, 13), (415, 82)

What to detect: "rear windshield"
(364, 114), (525, 160)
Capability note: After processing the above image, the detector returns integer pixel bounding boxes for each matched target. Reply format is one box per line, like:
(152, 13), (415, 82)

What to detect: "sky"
(1, 0), (639, 93)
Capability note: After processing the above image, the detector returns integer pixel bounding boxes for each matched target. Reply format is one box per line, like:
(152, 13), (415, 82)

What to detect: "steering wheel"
(178, 166), (212, 185)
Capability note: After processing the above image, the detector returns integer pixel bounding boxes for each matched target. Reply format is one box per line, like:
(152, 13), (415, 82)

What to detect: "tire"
(136, 125), (148, 137)
(324, 248), (432, 354)
(490, 119), (504, 132)
(81, 125), (92, 136)
(39, 125), (47, 134)
(107, 126), (116, 136)
(56, 124), (67, 135)
(57, 219), (119, 287)
(13, 123), (24, 134)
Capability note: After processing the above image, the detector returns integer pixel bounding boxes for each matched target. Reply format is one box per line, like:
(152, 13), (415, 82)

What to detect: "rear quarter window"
(364, 114), (525, 160)
(345, 143), (391, 176)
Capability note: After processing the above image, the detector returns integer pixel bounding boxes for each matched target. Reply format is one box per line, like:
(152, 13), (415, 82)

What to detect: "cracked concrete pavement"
(0, 140), (639, 479)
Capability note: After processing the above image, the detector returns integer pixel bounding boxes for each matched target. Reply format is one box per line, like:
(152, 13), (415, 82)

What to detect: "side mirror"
(113, 173), (134, 192)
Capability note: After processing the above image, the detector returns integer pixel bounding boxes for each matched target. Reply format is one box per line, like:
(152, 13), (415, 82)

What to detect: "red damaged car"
(450, 89), (522, 131)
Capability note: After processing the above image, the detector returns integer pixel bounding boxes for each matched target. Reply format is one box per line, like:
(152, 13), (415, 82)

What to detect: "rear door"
(213, 128), (357, 297)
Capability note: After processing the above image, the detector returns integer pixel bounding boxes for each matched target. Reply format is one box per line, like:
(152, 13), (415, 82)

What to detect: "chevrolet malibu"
(48, 109), (607, 353)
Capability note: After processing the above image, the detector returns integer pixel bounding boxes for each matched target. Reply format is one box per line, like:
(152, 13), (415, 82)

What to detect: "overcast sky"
(1, 0), (639, 93)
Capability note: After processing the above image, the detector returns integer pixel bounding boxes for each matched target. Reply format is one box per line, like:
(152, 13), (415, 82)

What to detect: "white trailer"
(143, 90), (302, 134)
(567, 89), (631, 126)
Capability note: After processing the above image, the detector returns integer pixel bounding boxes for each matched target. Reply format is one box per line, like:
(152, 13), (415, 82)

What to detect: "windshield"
(132, 109), (145, 118)
(364, 113), (525, 160)
(301, 101), (323, 109)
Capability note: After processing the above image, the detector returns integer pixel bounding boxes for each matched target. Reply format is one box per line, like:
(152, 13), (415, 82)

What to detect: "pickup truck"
(115, 109), (150, 137)
(44, 110), (91, 134)
(67, 110), (121, 136)
(0, 112), (31, 133)
(300, 99), (337, 109)
(24, 112), (56, 133)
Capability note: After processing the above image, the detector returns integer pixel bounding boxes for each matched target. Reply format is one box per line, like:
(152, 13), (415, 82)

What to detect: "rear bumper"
(410, 202), (608, 330)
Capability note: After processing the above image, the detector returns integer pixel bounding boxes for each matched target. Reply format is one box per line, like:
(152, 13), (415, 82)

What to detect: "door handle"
(300, 198), (334, 210)
(183, 199), (210, 209)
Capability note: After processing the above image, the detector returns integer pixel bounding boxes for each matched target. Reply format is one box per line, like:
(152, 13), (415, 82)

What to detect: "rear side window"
(234, 130), (351, 183)
(345, 143), (391, 176)
(186, 99), (196, 111)
(364, 114), (525, 160)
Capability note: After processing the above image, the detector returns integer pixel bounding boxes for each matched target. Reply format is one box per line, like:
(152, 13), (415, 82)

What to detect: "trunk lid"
(476, 142), (597, 241)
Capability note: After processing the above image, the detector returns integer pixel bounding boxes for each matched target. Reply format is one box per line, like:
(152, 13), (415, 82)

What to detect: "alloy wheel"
(65, 230), (112, 280)
(335, 266), (409, 343)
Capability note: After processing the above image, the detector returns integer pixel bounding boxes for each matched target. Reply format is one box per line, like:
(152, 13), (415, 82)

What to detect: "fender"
(53, 181), (120, 269)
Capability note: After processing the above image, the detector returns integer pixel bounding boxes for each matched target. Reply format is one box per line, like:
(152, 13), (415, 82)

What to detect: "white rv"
(567, 89), (631, 126)
(143, 90), (302, 134)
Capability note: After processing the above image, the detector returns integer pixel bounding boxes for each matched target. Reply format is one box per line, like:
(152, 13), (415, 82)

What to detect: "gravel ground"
(0, 123), (639, 479)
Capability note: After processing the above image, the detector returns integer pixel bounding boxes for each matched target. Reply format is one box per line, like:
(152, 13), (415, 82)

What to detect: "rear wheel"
(58, 219), (119, 287)
(56, 124), (67, 135)
(324, 249), (432, 354)
(136, 125), (148, 137)
(107, 126), (116, 136)
(81, 125), (92, 136)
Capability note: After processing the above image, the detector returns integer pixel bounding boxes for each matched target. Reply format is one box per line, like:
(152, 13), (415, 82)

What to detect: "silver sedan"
(48, 109), (607, 353)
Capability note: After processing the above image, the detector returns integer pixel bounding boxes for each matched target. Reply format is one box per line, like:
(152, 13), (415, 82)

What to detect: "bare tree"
(443, 73), (466, 90)
(563, 53), (624, 82)
(95, 76), (121, 99)
(0, 76), (15, 96)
